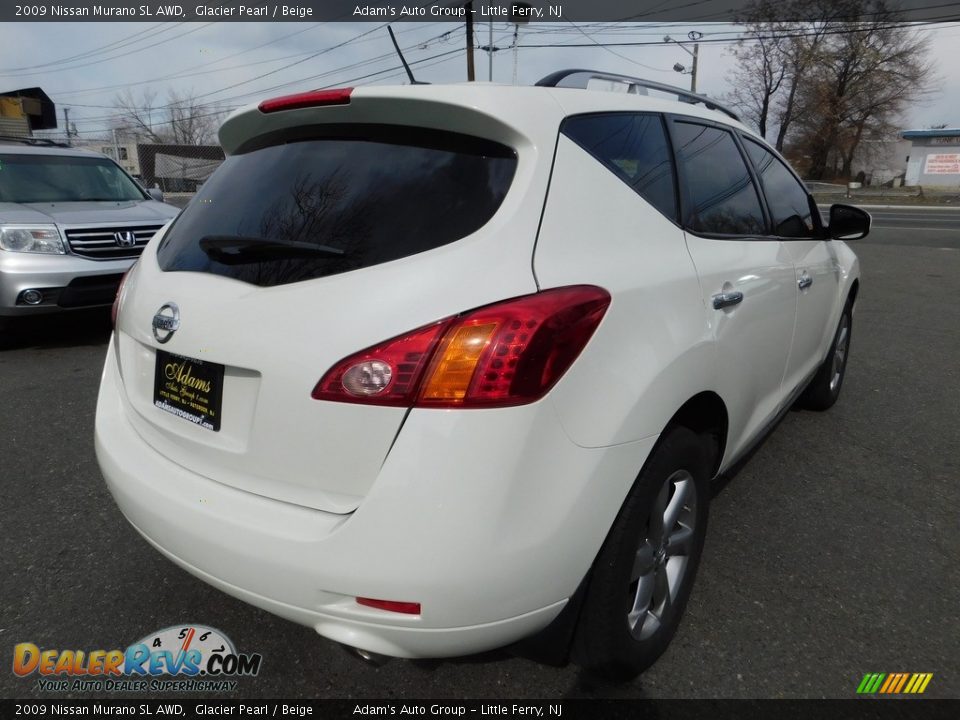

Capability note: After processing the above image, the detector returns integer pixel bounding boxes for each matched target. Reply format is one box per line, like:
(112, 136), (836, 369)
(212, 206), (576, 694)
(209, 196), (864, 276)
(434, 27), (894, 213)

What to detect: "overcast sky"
(2, 20), (959, 139)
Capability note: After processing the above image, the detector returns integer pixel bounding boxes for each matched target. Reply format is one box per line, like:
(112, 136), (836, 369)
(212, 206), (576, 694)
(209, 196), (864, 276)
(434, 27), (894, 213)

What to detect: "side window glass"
(562, 113), (677, 221)
(671, 121), (766, 236)
(744, 138), (817, 238)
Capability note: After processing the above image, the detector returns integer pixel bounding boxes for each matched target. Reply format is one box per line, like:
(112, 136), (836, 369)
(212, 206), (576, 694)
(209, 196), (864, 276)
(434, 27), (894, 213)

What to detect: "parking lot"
(1, 212), (958, 699)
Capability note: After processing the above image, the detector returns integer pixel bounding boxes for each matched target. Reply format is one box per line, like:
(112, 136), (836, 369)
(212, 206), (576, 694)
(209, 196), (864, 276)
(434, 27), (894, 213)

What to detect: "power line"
(518, 16), (960, 49)
(45, 22), (438, 100)
(28, 11), (960, 134)
(44, 23), (326, 97)
(0, 22), (170, 73)
(62, 26), (456, 126)
(561, 19), (674, 73)
(64, 27), (458, 129)
(65, 47), (464, 137)
(0, 22), (218, 78)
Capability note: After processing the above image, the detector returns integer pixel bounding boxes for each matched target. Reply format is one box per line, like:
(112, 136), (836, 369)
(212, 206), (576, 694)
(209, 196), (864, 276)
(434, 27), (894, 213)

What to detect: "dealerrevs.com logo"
(12, 625), (262, 693)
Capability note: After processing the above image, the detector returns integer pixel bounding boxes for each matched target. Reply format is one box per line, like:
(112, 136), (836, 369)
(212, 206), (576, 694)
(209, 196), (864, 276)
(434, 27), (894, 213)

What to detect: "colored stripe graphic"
(857, 673), (886, 695)
(888, 673), (907, 693)
(857, 672), (933, 694)
(893, 673), (910, 693)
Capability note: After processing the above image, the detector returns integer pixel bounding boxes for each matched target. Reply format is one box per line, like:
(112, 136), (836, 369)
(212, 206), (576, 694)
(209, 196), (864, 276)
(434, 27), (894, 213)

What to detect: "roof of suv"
(220, 80), (752, 155)
(0, 141), (106, 158)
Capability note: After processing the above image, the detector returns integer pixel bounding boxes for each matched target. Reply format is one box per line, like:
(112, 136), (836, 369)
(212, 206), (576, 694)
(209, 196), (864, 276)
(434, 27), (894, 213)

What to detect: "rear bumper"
(95, 338), (657, 658)
(129, 522), (565, 659)
(0, 251), (133, 315)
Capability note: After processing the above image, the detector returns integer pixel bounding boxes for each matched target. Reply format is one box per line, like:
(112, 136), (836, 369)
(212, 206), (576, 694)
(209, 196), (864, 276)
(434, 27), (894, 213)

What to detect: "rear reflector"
(313, 286), (611, 408)
(258, 87), (353, 113)
(356, 597), (422, 615)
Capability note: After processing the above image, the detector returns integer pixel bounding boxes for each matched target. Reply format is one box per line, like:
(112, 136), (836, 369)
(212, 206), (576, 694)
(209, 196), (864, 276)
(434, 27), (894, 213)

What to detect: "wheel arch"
(847, 278), (860, 310)
(662, 391), (728, 478)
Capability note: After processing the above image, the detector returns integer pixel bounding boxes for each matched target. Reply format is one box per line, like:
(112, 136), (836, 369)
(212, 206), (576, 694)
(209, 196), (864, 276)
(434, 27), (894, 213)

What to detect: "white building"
(94, 141), (141, 177)
(903, 129), (960, 187)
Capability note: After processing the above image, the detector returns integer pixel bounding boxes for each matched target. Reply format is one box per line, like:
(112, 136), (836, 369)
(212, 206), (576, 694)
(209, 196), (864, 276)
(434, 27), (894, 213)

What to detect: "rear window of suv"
(156, 126), (518, 288)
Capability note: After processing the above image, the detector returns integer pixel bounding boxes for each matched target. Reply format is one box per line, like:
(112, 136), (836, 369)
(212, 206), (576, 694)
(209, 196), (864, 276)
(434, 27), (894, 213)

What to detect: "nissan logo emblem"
(152, 302), (180, 344)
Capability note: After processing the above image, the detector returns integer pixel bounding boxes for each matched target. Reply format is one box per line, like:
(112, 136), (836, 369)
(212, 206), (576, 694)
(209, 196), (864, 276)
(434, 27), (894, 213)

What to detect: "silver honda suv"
(0, 140), (180, 332)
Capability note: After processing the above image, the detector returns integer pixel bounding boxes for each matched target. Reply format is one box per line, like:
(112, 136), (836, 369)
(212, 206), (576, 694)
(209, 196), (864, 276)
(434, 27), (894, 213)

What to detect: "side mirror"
(828, 204), (870, 240)
(147, 188), (164, 203)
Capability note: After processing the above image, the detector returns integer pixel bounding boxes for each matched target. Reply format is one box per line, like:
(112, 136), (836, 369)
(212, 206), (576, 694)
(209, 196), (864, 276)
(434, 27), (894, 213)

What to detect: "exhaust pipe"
(340, 643), (391, 667)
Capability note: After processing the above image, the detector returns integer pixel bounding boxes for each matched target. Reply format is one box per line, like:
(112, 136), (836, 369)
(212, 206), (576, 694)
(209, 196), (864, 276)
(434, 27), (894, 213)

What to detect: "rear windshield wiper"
(199, 235), (345, 265)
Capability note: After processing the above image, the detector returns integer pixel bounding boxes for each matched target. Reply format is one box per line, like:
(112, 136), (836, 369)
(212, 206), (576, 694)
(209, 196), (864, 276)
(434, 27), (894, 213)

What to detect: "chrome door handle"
(798, 273), (813, 290)
(712, 291), (744, 310)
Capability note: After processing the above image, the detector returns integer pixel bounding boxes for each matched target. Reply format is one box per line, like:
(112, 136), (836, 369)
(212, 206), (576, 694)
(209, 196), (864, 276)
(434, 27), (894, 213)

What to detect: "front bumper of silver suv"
(0, 223), (164, 317)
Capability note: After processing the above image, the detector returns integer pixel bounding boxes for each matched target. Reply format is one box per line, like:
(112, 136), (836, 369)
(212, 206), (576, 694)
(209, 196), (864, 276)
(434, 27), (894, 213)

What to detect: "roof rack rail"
(0, 135), (71, 147)
(536, 69), (741, 122)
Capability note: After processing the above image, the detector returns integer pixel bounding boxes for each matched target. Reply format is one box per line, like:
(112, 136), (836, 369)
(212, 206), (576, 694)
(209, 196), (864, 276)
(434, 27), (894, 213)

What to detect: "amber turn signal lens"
(420, 322), (498, 401)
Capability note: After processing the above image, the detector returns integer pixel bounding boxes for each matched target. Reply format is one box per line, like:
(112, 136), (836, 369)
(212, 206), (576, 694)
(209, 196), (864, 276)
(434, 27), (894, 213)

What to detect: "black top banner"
(2, 0), (958, 23)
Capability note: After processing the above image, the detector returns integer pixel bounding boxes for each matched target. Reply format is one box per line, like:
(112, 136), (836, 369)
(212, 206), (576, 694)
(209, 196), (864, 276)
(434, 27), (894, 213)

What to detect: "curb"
(817, 204), (960, 211)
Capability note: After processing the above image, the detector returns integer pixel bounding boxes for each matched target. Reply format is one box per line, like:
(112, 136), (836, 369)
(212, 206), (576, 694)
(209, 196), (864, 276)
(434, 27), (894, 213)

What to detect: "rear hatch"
(112, 86), (559, 513)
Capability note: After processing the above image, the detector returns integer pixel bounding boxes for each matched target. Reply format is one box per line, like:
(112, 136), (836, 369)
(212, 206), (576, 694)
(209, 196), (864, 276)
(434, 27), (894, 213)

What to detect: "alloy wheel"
(627, 469), (698, 641)
(830, 313), (850, 393)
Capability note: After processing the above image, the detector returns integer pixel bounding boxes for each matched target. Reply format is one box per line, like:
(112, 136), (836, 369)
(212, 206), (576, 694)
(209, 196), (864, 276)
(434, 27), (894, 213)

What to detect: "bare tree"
(111, 88), (163, 142)
(727, 23), (789, 140)
(726, 0), (934, 177)
(112, 88), (225, 145)
(794, 1), (934, 180)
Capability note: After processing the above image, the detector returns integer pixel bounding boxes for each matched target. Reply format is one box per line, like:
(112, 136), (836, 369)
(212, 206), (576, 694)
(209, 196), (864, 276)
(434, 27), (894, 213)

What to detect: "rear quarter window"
(156, 126), (517, 287)
(561, 113), (677, 221)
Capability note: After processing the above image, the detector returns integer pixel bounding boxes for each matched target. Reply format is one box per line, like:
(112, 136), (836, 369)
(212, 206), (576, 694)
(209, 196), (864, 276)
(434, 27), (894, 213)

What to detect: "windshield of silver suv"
(0, 153), (148, 203)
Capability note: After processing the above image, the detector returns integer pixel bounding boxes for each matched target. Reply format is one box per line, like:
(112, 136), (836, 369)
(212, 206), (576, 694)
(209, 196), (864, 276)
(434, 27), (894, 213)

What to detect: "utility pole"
(479, 21), (499, 81)
(665, 31), (702, 93)
(509, 3), (530, 86)
(63, 107), (71, 144)
(488, 20), (493, 81)
(465, 2), (475, 82)
(691, 42), (699, 93)
(113, 128), (121, 165)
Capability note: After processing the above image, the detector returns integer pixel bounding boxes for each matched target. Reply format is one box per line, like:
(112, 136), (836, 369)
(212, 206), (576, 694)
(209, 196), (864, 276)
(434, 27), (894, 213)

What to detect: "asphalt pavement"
(1, 209), (958, 700)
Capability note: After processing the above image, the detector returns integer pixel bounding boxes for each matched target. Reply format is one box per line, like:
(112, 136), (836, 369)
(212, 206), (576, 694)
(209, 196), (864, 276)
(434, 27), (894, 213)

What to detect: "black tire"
(798, 302), (853, 411)
(573, 426), (712, 681)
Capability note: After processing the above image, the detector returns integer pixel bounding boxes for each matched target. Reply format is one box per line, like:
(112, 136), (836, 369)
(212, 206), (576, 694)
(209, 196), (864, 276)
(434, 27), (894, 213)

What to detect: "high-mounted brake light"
(258, 88), (353, 113)
(312, 286), (611, 409)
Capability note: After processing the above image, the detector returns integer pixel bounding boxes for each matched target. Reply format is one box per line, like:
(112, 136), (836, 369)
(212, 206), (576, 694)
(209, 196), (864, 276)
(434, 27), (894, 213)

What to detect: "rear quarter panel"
(534, 134), (715, 450)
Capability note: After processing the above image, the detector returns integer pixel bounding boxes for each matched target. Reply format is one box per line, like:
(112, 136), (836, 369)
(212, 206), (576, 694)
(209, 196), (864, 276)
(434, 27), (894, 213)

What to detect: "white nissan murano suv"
(96, 71), (866, 680)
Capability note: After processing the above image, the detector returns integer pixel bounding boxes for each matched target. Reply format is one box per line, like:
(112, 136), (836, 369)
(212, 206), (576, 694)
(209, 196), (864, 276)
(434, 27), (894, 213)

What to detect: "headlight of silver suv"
(0, 225), (66, 254)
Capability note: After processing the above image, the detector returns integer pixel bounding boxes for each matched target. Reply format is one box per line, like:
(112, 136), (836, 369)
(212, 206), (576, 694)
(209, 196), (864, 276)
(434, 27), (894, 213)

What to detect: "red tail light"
(356, 597), (421, 615)
(258, 88), (353, 113)
(312, 286), (611, 408)
(111, 265), (135, 329)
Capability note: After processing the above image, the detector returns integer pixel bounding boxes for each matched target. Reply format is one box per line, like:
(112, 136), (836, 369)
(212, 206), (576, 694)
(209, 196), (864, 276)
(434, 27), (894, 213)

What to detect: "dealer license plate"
(153, 349), (225, 432)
